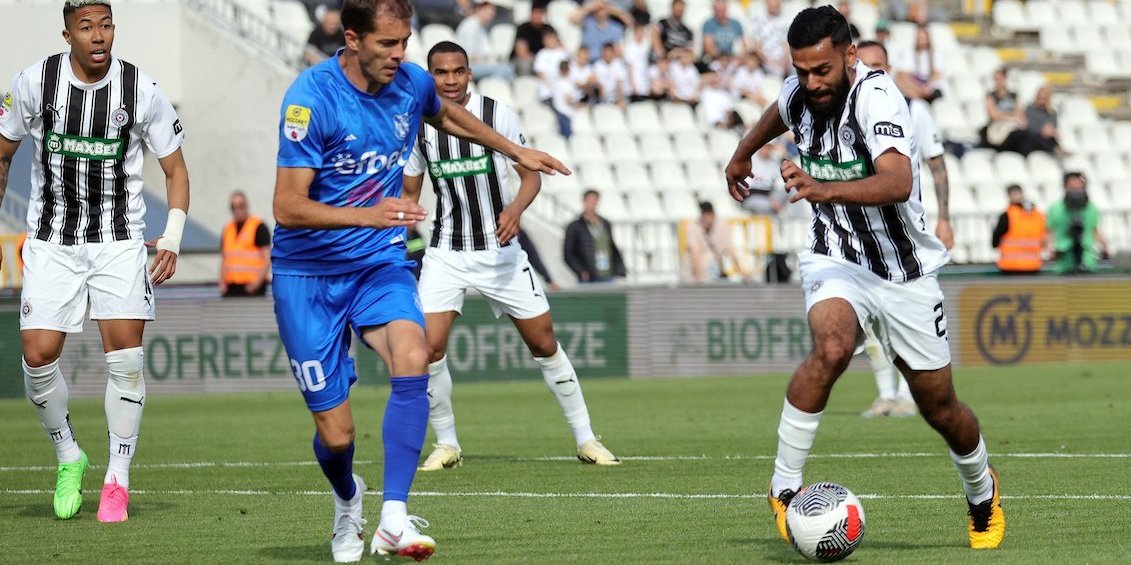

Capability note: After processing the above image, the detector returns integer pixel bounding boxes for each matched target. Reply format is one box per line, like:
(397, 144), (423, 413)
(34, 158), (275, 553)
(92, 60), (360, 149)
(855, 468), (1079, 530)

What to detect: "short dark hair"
(583, 189), (600, 199)
(427, 41), (469, 68)
(856, 40), (887, 58)
(1006, 184), (1022, 194)
(787, 6), (852, 50)
(341, 0), (413, 38)
(698, 201), (714, 214)
(63, 0), (112, 28)
(1063, 171), (1086, 185)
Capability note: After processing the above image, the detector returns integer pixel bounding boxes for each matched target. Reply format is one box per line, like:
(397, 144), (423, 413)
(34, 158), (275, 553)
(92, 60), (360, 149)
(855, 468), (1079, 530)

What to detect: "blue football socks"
(382, 375), (429, 502)
(313, 433), (356, 501)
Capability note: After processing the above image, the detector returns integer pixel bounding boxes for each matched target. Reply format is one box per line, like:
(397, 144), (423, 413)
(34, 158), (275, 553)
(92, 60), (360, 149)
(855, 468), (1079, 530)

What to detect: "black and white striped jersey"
(404, 93), (525, 251)
(0, 54), (184, 245)
(777, 61), (947, 282)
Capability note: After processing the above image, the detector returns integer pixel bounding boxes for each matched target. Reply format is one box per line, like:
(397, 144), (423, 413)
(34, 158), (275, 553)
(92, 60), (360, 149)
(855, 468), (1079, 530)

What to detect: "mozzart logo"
(961, 283), (1131, 365)
(45, 131), (124, 160)
(429, 155), (493, 179)
(799, 156), (868, 182)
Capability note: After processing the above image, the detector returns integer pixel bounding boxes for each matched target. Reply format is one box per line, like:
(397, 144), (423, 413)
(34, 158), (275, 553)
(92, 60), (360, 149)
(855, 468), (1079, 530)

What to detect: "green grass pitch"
(1, 362), (1129, 563)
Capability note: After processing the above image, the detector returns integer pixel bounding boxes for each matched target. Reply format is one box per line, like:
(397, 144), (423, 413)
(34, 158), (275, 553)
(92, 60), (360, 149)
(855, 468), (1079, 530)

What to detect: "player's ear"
(62, 28), (72, 46)
(844, 43), (857, 68)
(344, 29), (360, 53)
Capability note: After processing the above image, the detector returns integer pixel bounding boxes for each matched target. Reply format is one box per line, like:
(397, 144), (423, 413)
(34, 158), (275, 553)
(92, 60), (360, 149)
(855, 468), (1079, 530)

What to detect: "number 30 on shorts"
(290, 359), (327, 392)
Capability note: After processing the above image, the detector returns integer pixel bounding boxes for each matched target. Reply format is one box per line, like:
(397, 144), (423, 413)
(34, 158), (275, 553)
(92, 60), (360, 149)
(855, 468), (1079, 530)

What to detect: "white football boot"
(371, 513), (436, 561)
(331, 474), (367, 563)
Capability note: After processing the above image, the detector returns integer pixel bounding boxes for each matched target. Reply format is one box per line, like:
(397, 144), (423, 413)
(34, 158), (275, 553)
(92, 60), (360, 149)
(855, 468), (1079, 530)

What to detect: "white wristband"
(156, 208), (187, 255)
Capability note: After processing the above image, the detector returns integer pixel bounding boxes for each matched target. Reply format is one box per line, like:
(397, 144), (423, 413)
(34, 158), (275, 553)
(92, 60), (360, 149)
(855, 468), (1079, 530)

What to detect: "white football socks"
(381, 500), (407, 525)
(426, 356), (460, 450)
(104, 347), (145, 487)
(771, 399), (823, 497)
(23, 358), (82, 464)
(896, 375), (915, 402)
(951, 436), (995, 505)
(535, 343), (595, 446)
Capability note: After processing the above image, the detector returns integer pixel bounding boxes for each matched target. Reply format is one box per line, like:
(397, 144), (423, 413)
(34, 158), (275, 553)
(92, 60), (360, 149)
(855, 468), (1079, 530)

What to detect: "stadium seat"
(639, 134), (677, 162)
(941, 49), (972, 80)
(613, 162), (654, 193)
(558, 24), (582, 52)
(1026, 0), (1059, 28)
(659, 103), (699, 134)
(928, 22), (959, 53)
(579, 163), (616, 190)
(650, 161), (691, 193)
(273, 0), (314, 43)
(1070, 24), (1107, 56)
(531, 133), (570, 162)
(513, 76), (541, 108)
(421, 24), (455, 50)
(1076, 123), (1114, 155)
(626, 102), (664, 135)
(684, 159), (726, 194)
(888, 22), (917, 55)
(591, 104), (628, 134)
(1103, 27), (1131, 49)
(992, 0), (1030, 31)
(950, 74), (986, 106)
(734, 101), (766, 128)
(1085, 52), (1130, 81)
(994, 152), (1032, 186)
(477, 77), (514, 106)
(604, 132), (644, 164)
(1089, 152), (1130, 186)
(570, 133), (607, 166)
(1062, 154), (1096, 179)
(1027, 151), (1064, 186)
(1055, 0), (1091, 25)
(961, 150), (997, 186)
(571, 108), (595, 134)
(1109, 180), (1131, 209)
(968, 46), (1002, 79)
(1088, 0), (1123, 26)
(521, 105), (560, 138)
(1061, 96), (1101, 127)
(630, 192), (668, 221)
(597, 191), (631, 221)
(489, 24), (517, 62)
(850, 1), (879, 38)
(1110, 122), (1131, 152)
(707, 130), (741, 158)
(1040, 26), (1079, 55)
(673, 134), (713, 164)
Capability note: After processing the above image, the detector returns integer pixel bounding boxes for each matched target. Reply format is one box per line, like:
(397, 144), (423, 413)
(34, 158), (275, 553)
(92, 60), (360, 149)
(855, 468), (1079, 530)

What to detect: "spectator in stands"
(682, 201), (747, 284)
(457, 0), (515, 81)
(518, 229), (561, 291)
(992, 185), (1046, 275)
(512, 1), (553, 76)
(749, 0), (790, 76)
(730, 50), (769, 105)
(417, 0), (475, 29)
(593, 43), (630, 106)
(702, 0), (746, 62)
(534, 28), (570, 102)
(624, 22), (653, 101)
(654, 0), (693, 59)
(551, 60), (582, 137)
(698, 71), (739, 129)
(1024, 86), (1061, 155)
(570, 46), (600, 102)
(303, 6), (345, 67)
(563, 189), (626, 283)
(668, 48), (700, 105)
(628, 0), (651, 25)
(220, 191), (271, 297)
(648, 55), (673, 100)
(837, 0), (862, 40)
(742, 140), (788, 215)
(981, 68), (1042, 154)
(572, 0), (632, 58)
(1047, 172), (1110, 274)
(894, 25), (944, 102)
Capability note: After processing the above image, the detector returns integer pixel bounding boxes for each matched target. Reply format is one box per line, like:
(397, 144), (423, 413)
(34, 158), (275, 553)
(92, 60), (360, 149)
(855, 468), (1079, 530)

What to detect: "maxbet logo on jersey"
(45, 132), (125, 160)
(428, 155), (493, 179)
(800, 156), (868, 182)
(284, 104), (311, 142)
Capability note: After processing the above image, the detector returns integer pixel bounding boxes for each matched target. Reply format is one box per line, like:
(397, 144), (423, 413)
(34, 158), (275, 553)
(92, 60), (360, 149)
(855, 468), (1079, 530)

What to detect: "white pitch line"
(2, 489), (1129, 501)
(2, 452), (1130, 472)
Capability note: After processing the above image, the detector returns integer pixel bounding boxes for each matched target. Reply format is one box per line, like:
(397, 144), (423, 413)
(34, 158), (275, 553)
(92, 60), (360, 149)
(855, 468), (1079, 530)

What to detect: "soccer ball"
(785, 482), (866, 562)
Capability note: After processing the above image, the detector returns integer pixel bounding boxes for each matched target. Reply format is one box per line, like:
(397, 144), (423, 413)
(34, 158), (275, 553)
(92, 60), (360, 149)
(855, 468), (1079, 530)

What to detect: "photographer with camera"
(1046, 172), (1110, 274)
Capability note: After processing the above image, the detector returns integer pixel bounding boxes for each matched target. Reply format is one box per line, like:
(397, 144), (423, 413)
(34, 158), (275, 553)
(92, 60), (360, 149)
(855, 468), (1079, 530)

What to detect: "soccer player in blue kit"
(272, 0), (569, 562)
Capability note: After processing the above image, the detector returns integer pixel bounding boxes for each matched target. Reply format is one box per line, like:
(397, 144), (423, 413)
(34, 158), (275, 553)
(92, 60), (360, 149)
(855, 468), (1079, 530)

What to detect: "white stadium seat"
(1027, 152), (1064, 186)
(993, 0), (1030, 31)
(512, 76), (541, 108)
(1040, 26), (1079, 55)
(629, 192), (668, 221)
(421, 24), (455, 50)
(604, 132), (643, 164)
(1026, 0), (1059, 28)
(570, 133), (607, 166)
(1060, 97), (1101, 127)
(650, 161), (691, 193)
(994, 152), (1032, 186)
(532, 134), (570, 163)
(707, 130), (741, 158)
(1089, 152), (1130, 186)
(1075, 123), (1114, 155)
(1055, 0), (1091, 25)
(613, 163), (654, 193)
(520, 105), (559, 138)
(591, 104), (628, 134)
(627, 102), (664, 135)
(1085, 52), (1130, 81)
(1110, 122), (1131, 152)
(477, 77), (514, 106)
(1088, 0), (1122, 26)
(639, 134), (677, 162)
(579, 163), (616, 190)
(659, 103), (699, 134)
(489, 24), (517, 62)
(673, 134), (713, 163)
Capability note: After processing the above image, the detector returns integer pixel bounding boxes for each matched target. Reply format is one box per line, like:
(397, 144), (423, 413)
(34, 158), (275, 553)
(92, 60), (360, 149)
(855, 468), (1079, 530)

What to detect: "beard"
(803, 66), (851, 120)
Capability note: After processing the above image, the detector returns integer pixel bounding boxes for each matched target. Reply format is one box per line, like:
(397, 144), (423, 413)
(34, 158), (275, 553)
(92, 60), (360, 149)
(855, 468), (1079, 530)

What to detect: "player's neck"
(68, 52), (110, 84)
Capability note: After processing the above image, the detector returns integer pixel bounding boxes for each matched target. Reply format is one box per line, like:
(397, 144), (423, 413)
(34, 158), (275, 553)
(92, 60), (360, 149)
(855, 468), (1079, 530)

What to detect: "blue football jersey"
(273, 54), (442, 275)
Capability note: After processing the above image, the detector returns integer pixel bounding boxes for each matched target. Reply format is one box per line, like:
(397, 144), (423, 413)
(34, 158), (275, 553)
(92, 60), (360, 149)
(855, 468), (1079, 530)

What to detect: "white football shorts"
(799, 253), (951, 371)
(20, 238), (155, 332)
(418, 244), (550, 320)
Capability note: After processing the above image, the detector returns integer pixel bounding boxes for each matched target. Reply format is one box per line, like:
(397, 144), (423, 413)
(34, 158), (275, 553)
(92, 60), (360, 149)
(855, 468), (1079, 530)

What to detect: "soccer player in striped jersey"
(273, 4), (569, 561)
(724, 7), (1004, 549)
(855, 39), (955, 419)
(0, 0), (190, 523)
(403, 41), (619, 471)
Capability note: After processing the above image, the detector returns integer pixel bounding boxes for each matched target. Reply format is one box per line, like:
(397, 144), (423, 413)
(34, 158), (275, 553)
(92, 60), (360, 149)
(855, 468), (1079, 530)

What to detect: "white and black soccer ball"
(785, 482), (866, 562)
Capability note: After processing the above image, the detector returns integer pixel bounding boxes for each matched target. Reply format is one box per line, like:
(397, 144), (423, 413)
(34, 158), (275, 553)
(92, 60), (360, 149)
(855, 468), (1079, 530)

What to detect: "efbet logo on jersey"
(333, 148), (410, 175)
(45, 131), (125, 160)
(284, 104), (311, 142)
(428, 155), (493, 179)
(800, 156), (868, 182)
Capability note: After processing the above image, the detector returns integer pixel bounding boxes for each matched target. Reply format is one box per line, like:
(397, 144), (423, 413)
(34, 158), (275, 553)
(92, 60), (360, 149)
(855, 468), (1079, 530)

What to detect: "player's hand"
(496, 205), (521, 245)
(248, 279), (264, 295)
(372, 197), (427, 228)
(782, 160), (828, 204)
(515, 147), (571, 176)
(145, 239), (178, 285)
(725, 156), (753, 202)
(935, 219), (955, 249)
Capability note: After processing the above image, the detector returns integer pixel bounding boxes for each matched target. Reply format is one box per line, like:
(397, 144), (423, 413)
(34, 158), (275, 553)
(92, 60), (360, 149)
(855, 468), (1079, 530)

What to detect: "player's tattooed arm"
(426, 100), (571, 176)
(927, 155), (954, 249)
(725, 103), (788, 202)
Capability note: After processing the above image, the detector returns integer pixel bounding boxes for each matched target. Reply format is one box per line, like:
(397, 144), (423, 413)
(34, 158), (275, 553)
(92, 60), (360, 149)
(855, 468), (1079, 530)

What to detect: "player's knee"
(320, 426), (356, 452)
(527, 335), (558, 358)
(427, 344), (447, 365)
(399, 346), (430, 376)
(22, 349), (62, 369)
(812, 337), (855, 372)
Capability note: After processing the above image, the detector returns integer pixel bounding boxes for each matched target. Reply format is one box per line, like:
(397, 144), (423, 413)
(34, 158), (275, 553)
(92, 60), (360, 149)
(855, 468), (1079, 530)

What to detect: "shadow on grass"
(259, 544), (329, 561)
(731, 536), (961, 563)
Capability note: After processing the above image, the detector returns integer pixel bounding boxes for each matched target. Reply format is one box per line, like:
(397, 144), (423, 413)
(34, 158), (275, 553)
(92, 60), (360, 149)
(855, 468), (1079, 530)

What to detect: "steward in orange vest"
(992, 186), (1045, 274)
(221, 192), (271, 296)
